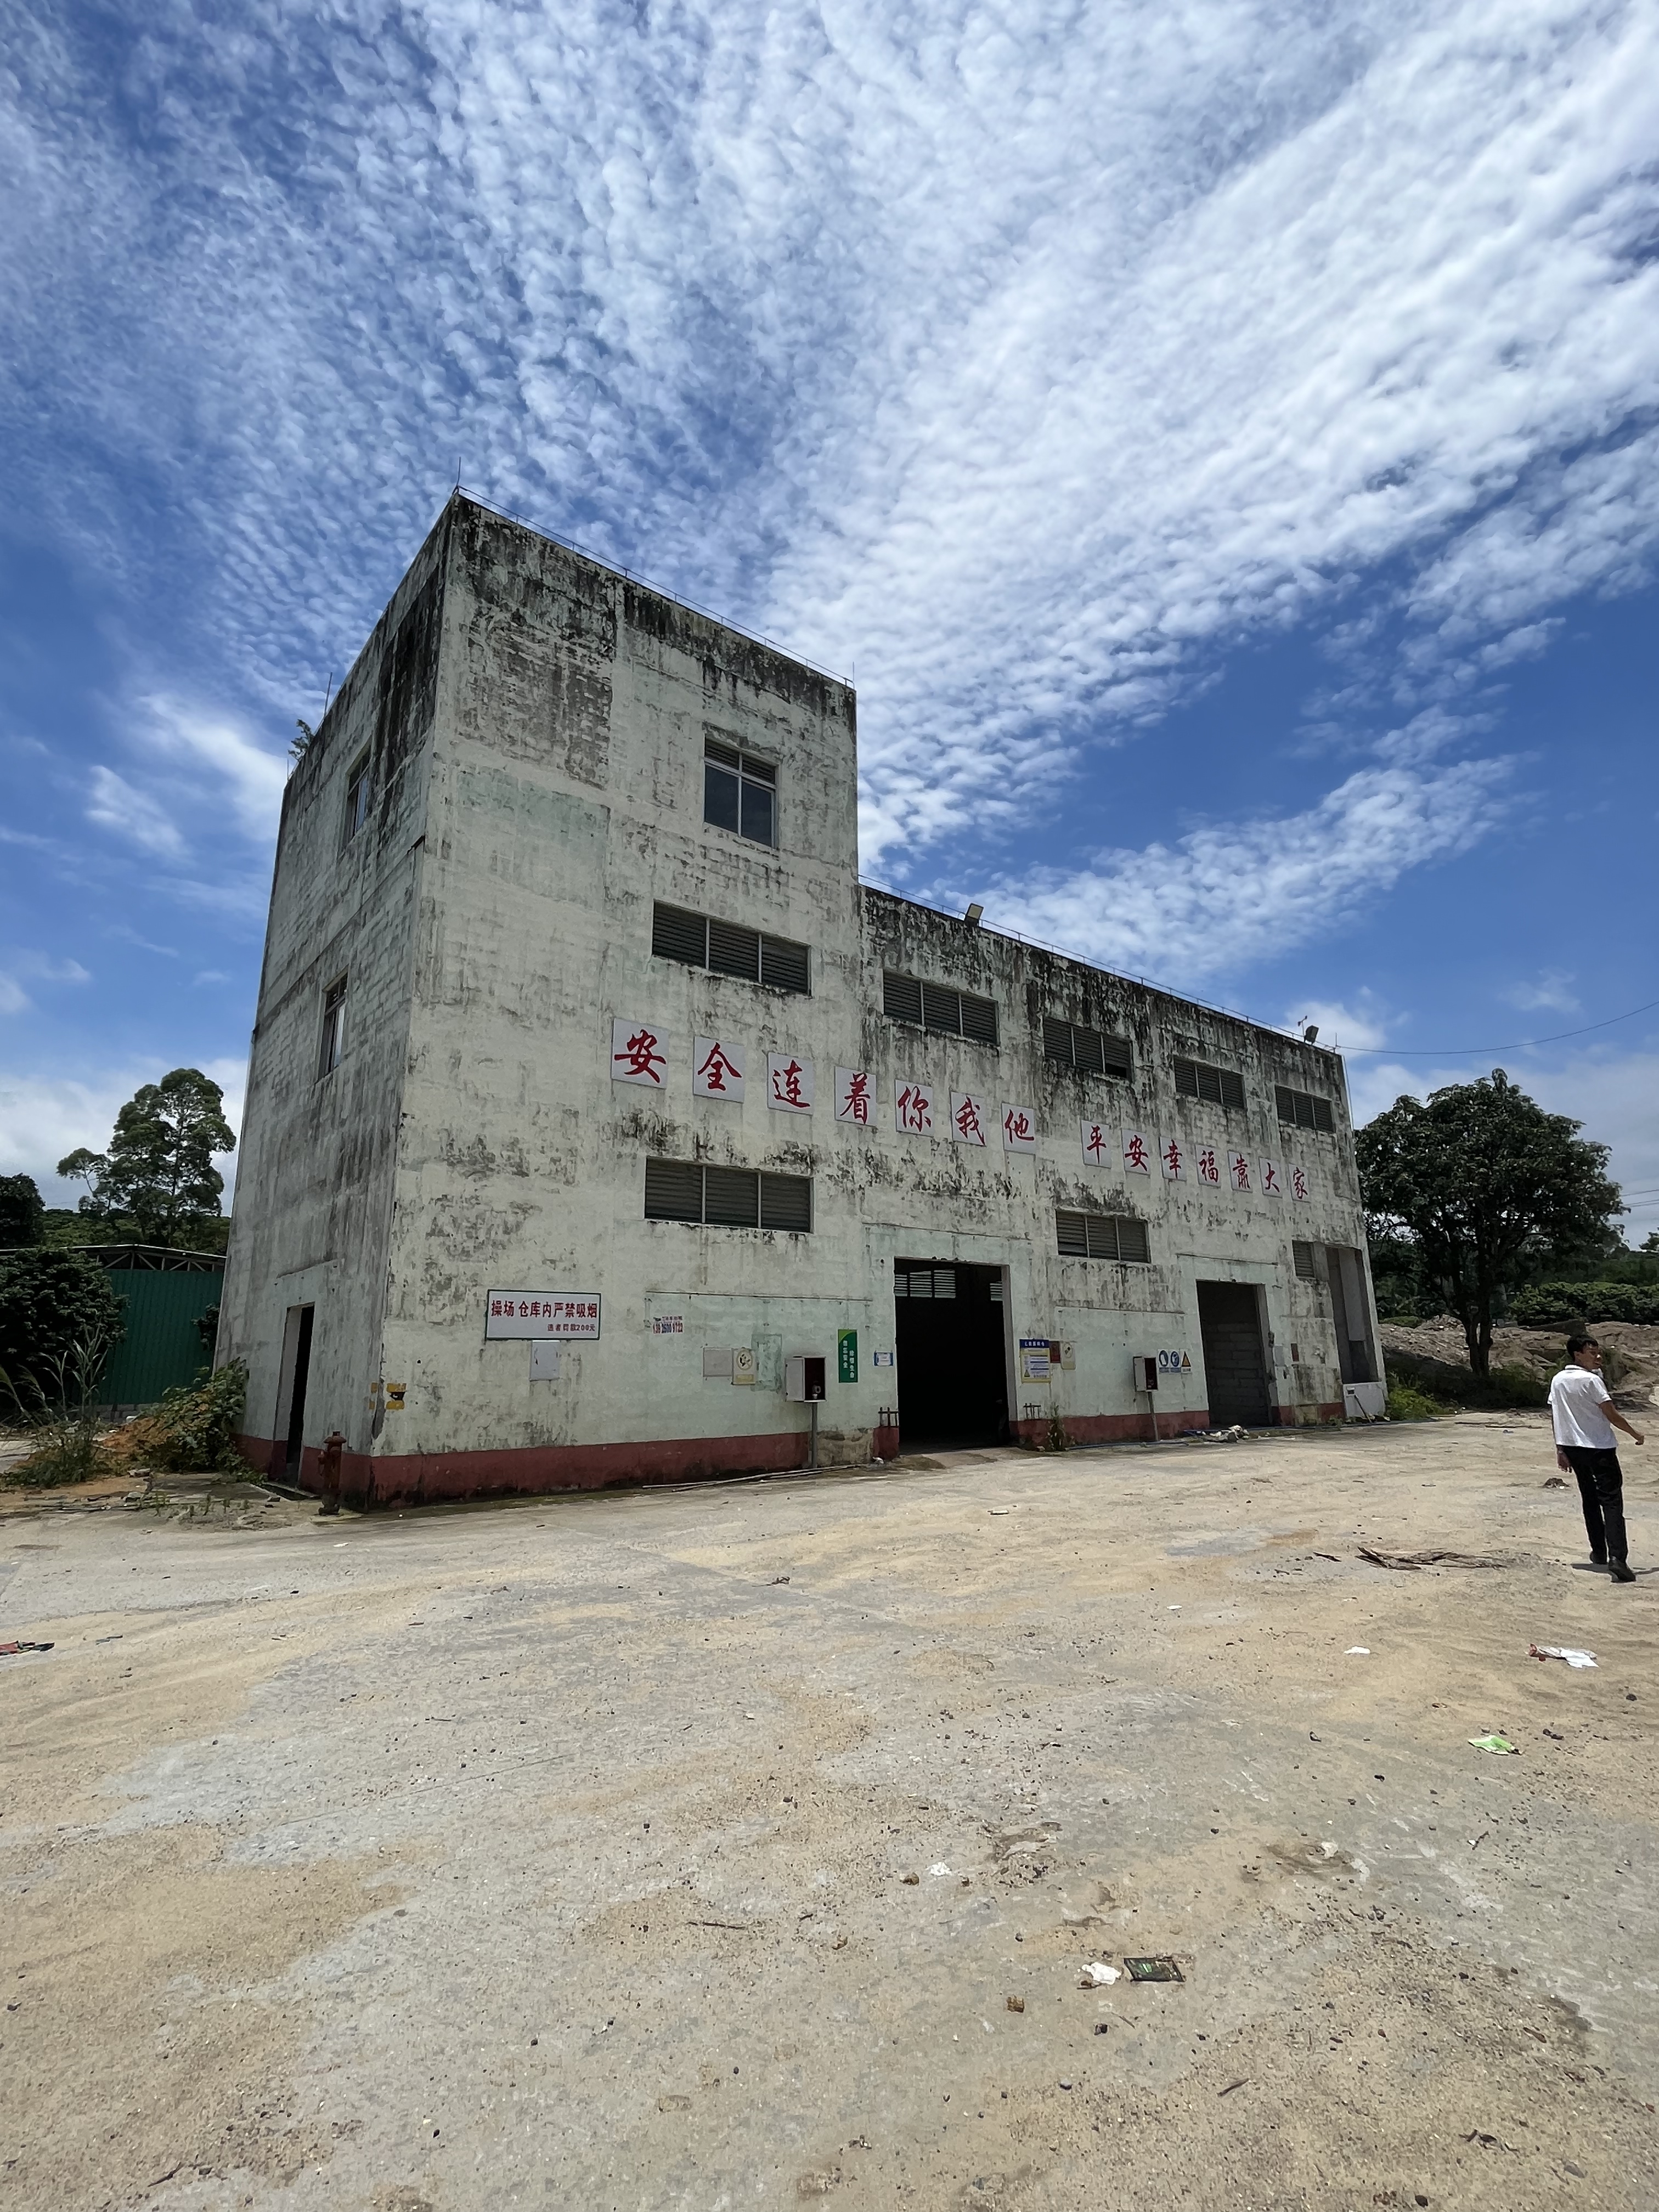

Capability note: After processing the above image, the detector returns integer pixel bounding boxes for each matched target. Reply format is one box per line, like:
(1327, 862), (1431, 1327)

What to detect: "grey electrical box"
(1131, 1355), (1158, 1392)
(785, 1355), (827, 1403)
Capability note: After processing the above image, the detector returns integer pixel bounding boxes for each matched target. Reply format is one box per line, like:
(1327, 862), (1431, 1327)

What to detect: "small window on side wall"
(319, 975), (347, 1077)
(343, 752), (371, 844)
(704, 740), (777, 848)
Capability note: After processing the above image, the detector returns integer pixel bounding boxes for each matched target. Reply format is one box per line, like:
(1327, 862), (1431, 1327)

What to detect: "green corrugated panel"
(99, 1269), (224, 1407)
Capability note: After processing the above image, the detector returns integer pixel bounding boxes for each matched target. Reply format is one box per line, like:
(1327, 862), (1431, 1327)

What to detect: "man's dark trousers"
(1562, 1446), (1627, 1564)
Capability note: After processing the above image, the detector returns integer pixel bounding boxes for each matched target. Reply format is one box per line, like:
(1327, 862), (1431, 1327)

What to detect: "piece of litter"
(1529, 1644), (1596, 1669)
(1218, 2079), (1248, 2097)
(1058, 2077), (1073, 2090)
(1167, 1604), (1180, 1611)
(0, 1641), (54, 1655)
(1469, 1734), (1519, 1756)
(1543, 1475), (1566, 1488)
(1124, 1956), (1183, 1983)
(1006, 1995), (1025, 2012)
(1080, 1962), (1120, 1987)
(744, 1712), (757, 1720)
(1359, 1545), (1504, 1571)
(334, 1541), (347, 1548)
(1345, 1647), (1370, 1656)
(928, 1863), (952, 1877)
(1093, 2021), (1109, 2034)
(989, 1506), (1011, 1515)
(901, 1872), (919, 1885)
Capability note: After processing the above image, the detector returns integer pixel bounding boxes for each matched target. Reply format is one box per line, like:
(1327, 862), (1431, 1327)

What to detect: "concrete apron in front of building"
(220, 496), (1381, 1509)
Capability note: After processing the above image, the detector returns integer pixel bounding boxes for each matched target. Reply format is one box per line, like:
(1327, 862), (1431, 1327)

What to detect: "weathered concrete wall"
(226, 495), (1379, 1501)
(219, 508), (454, 1475)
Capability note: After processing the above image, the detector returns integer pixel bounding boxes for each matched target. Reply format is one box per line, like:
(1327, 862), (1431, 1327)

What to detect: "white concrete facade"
(221, 495), (1381, 1503)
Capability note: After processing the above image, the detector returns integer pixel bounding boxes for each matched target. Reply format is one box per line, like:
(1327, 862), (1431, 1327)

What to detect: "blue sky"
(2, 0), (1656, 1238)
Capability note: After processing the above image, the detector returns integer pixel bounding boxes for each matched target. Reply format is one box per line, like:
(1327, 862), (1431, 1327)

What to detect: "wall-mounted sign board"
(486, 1293), (601, 1340)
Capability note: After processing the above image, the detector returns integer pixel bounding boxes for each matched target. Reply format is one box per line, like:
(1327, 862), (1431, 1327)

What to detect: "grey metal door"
(1196, 1282), (1271, 1427)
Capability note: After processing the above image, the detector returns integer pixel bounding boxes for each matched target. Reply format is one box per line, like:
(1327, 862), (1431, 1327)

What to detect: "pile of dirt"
(1379, 1315), (1659, 1411)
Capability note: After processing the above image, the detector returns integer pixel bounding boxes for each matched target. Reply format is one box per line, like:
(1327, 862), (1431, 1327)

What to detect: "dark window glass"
(884, 972), (924, 1025)
(760, 1173), (811, 1232)
(960, 992), (999, 1047)
(645, 1159), (703, 1222)
(704, 1165), (761, 1227)
(708, 917), (761, 981)
(1279, 1086), (1335, 1132)
(1073, 1025), (1107, 1075)
(319, 976), (347, 1077)
(1219, 1069), (1245, 1110)
(1113, 1217), (1150, 1265)
(703, 760), (741, 833)
(1174, 1058), (1200, 1099)
(741, 779), (775, 846)
(652, 902), (708, 966)
(1046, 1018), (1129, 1078)
(1100, 1036), (1133, 1079)
(1056, 1211), (1090, 1257)
(760, 933), (810, 995)
(343, 753), (371, 844)
(1175, 1056), (1243, 1110)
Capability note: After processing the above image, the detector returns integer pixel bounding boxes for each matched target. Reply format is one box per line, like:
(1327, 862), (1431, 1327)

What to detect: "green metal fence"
(98, 1265), (224, 1408)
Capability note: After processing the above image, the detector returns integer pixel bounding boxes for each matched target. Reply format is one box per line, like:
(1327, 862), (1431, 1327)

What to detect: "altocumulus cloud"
(3, 0), (1657, 967)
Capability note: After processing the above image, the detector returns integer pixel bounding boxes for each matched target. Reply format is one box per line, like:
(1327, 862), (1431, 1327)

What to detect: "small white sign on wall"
(611, 1019), (668, 1088)
(693, 1036), (744, 1100)
(767, 1053), (814, 1113)
(530, 1342), (562, 1380)
(1001, 1104), (1037, 1152)
(487, 1293), (601, 1340)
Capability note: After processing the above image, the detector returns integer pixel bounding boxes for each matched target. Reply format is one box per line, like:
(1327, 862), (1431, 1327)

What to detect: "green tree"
(0, 1249), (124, 1418)
(0, 1173), (46, 1247)
(57, 1069), (236, 1249)
(1357, 1069), (1623, 1376)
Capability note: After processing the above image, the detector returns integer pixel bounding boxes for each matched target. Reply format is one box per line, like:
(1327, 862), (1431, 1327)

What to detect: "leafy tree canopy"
(58, 1069), (236, 1250)
(0, 1173), (46, 1248)
(1357, 1069), (1622, 1374)
(0, 1249), (124, 1414)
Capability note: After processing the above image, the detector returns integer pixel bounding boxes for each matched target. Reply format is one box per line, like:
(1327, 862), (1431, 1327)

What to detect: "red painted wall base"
(1011, 1409), (1214, 1448)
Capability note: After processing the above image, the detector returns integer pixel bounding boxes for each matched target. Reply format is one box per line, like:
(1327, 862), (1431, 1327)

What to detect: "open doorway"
(1195, 1281), (1271, 1427)
(274, 1304), (315, 1479)
(1324, 1246), (1377, 1383)
(893, 1261), (1009, 1447)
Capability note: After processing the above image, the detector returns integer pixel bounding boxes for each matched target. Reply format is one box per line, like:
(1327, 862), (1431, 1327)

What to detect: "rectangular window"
(894, 1266), (957, 1299)
(1173, 1057), (1246, 1110)
(342, 752), (371, 844)
(1055, 1210), (1150, 1263)
(883, 970), (998, 1046)
(644, 1159), (812, 1232)
(704, 739), (777, 848)
(1275, 1084), (1335, 1133)
(318, 975), (347, 1077)
(651, 901), (810, 995)
(1041, 1016), (1133, 1080)
(1292, 1239), (1325, 1281)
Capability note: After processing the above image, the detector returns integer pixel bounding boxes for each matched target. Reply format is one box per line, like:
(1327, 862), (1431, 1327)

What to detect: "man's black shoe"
(1591, 1552), (1608, 1566)
(1610, 1561), (1635, 1583)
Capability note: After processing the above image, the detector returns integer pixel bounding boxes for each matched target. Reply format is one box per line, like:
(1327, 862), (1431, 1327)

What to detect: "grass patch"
(1386, 1380), (1453, 1421)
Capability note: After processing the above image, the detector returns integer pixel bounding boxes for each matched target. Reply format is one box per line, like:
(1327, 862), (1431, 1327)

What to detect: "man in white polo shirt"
(1549, 1334), (1645, 1582)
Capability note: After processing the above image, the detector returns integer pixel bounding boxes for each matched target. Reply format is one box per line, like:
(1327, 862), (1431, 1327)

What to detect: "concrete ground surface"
(3, 1413), (1657, 2212)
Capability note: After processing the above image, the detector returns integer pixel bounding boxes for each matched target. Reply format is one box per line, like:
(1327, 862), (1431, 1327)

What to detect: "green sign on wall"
(837, 1328), (858, 1384)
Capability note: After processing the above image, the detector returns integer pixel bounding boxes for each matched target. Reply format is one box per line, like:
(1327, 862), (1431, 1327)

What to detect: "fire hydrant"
(317, 1429), (346, 1517)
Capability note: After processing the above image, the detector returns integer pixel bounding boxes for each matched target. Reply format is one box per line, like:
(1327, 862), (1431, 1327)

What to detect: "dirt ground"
(4, 1412), (1658, 2212)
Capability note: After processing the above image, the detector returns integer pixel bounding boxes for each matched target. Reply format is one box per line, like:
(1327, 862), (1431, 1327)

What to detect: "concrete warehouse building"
(221, 494), (1383, 1506)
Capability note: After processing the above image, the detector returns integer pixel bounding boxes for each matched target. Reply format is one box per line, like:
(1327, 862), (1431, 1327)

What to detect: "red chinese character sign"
(693, 1035), (745, 1101)
(766, 1054), (814, 1114)
(1001, 1104), (1037, 1154)
(1160, 1133), (1185, 1182)
(1291, 1163), (1311, 1204)
(611, 1019), (668, 1087)
(895, 1080), (935, 1136)
(1121, 1126), (1152, 1176)
(1080, 1118), (1110, 1166)
(486, 1291), (602, 1340)
(834, 1068), (873, 1126)
(1195, 1145), (1221, 1187)
(1259, 1158), (1284, 1199)
(951, 1091), (988, 1148)
(1230, 1152), (1252, 1193)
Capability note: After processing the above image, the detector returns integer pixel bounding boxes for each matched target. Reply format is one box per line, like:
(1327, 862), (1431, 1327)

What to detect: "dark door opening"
(1196, 1281), (1271, 1428)
(894, 1261), (1009, 1447)
(278, 1304), (314, 1478)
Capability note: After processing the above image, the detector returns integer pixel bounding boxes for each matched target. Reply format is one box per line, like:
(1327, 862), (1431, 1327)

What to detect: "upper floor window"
(644, 1158), (811, 1232)
(1042, 1017), (1132, 1080)
(1055, 1209), (1150, 1263)
(342, 751), (371, 844)
(1173, 1056), (1245, 1110)
(704, 740), (776, 847)
(1276, 1084), (1335, 1133)
(1291, 1239), (1326, 1280)
(883, 969), (998, 1046)
(319, 975), (347, 1077)
(652, 902), (810, 994)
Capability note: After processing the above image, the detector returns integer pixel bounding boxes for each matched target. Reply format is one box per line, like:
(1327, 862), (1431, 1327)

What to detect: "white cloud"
(2, 0), (1657, 953)
(86, 766), (186, 860)
(969, 757), (1510, 986)
(0, 951), (93, 1017)
(1504, 968), (1579, 1014)
(1280, 998), (1393, 1054)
